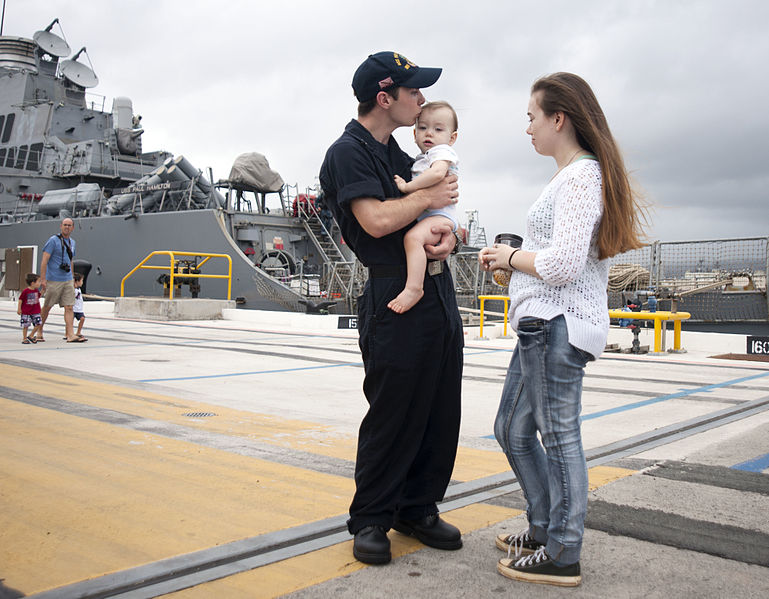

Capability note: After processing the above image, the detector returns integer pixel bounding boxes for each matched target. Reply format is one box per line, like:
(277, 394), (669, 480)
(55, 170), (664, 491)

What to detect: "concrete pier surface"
(0, 299), (767, 598)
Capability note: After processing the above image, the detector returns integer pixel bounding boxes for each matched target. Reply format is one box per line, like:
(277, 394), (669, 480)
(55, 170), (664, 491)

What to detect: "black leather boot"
(353, 525), (391, 564)
(393, 514), (462, 550)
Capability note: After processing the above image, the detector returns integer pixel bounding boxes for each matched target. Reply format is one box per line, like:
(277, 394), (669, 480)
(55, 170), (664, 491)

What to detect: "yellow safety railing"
(608, 309), (691, 353)
(121, 251), (232, 300)
(477, 295), (691, 353)
(478, 295), (510, 338)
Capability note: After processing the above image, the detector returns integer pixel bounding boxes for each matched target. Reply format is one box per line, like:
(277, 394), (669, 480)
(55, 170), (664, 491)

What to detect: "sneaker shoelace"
(505, 528), (535, 559)
(514, 546), (548, 567)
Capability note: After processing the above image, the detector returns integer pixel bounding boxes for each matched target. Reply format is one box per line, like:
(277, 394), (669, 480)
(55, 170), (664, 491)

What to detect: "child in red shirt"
(18, 273), (43, 344)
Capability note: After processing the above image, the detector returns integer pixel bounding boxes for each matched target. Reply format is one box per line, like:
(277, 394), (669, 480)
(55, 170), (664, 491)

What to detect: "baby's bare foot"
(388, 287), (424, 313)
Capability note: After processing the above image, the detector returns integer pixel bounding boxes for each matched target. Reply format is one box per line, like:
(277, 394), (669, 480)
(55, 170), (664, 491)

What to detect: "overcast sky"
(7, 0), (768, 244)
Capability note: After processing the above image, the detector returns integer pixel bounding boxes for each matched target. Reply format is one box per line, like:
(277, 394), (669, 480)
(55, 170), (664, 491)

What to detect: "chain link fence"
(607, 237), (768, 322)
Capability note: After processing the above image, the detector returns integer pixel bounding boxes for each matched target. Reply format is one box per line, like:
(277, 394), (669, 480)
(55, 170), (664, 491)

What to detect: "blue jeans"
(494, 315), (592, 566)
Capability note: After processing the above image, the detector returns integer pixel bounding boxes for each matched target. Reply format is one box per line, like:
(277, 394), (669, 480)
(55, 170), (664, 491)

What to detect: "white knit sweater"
(508, 158), (609, 359)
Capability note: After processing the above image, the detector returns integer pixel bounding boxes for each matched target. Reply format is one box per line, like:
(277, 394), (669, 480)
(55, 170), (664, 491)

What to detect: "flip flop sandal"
(27, 336), (37, 344)
(66, 337), (87, 343)
(22, 339), (31, 344)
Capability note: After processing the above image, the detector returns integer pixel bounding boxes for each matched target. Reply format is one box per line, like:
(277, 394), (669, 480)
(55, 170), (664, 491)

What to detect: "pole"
(765, 237), (769, 323)
(1, 0), (6, 36)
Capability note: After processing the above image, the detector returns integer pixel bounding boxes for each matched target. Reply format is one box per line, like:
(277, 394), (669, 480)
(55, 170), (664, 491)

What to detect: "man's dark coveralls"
(320, 119), (463, 534)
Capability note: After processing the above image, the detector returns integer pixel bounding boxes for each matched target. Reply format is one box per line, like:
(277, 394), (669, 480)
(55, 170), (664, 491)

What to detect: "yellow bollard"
(478, 295), (510, 339)
(607, 310), (691, 353)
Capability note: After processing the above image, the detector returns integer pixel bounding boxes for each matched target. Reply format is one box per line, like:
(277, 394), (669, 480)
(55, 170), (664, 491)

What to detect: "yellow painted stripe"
(0, 362), (638, 597)
(0, 364), (633, 488)
(588, 465), (635, 490)
(0, 363), (513, 482)
(1, 363), (363, 463)
(452, 447), (511, 481)
(0, 396), (353, 595)
(158, 468), (637, 598)
(158, 503), (523, 599)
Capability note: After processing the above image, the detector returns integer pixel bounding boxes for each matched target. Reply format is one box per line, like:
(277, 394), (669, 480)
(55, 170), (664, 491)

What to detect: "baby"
(389, 100), (459, 313)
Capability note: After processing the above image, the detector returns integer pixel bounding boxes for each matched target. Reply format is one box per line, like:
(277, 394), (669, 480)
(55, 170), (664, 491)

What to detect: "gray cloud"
(9, 0), (768, 244)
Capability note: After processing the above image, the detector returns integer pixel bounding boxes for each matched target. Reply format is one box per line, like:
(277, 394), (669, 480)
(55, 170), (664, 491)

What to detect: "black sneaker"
(495, 528), (543, 556)
(497, 547), (581, 587)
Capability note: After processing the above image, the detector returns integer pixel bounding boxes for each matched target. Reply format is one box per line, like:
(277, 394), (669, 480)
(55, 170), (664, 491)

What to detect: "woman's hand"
(478, 244), (514, 272)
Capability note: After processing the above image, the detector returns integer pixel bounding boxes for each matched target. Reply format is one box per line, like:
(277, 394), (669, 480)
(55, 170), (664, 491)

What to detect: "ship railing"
(323, 260), (358, 305)
(85, 91), (106, 112)
(449, 250), (497, 309)
(284, 273), (322, 297)
(296, 201), (345, 262)
(120, 251), (232, 300)
(292, 194), (358, 306)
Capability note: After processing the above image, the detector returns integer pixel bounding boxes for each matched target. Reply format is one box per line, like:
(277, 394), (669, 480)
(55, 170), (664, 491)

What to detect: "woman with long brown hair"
(479, 72), (646, 587)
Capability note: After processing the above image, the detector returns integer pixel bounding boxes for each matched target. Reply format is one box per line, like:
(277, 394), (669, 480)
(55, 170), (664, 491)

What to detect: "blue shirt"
(42, 234), (76, 282)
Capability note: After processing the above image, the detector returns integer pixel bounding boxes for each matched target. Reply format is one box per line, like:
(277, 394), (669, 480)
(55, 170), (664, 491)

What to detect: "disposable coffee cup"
(492, 233), (522, 286)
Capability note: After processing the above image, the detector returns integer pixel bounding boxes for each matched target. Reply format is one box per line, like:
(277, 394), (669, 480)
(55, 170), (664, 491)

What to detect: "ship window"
(0, 148), (5, 164)
(0, 116), (4, 141)
(27, 143), (43, 171)
(15, 145), (28, 169)
(4, 147), (15, 168)
(1, 113), (14, 143)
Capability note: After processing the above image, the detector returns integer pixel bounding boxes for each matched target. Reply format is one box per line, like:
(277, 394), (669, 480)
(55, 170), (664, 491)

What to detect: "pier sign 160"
(747, 336), (769, 354)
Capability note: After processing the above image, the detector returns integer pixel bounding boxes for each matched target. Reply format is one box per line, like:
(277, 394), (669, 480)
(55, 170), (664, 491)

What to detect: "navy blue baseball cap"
(352, 51), (442, 102)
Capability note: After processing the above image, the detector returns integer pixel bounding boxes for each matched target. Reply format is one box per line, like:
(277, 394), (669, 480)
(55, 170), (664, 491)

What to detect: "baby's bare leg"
(388, 216), (450, 314)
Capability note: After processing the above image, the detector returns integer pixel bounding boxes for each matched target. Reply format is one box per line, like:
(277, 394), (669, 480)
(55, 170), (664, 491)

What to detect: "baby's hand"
(394, 174), (408, 193)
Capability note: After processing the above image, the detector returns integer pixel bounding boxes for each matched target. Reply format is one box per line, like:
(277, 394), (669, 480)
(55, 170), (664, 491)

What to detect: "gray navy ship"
(0, 19), (362, 312)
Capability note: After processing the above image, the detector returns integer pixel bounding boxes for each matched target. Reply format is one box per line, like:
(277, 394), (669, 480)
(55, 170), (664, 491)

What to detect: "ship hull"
(0, 209), (317, 311)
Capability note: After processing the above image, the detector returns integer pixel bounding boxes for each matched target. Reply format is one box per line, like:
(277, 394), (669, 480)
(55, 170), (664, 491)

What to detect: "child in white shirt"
(72, 273), (87, 341)
(389, 101), (459, 313)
